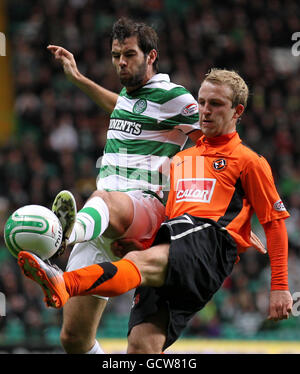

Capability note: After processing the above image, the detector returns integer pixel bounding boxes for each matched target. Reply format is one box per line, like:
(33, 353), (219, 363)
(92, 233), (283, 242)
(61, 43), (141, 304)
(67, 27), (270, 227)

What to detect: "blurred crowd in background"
(0, 0), (300, 351)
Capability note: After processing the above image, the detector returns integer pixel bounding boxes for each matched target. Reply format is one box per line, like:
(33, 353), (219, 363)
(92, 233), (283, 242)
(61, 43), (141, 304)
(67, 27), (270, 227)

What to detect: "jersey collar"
(145, 73), (170, 85)
(196, 131), (242, 155)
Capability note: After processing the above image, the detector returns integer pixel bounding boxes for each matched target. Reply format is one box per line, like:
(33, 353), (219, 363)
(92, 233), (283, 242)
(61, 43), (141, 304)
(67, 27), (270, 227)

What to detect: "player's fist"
(268, 290), (293, 321)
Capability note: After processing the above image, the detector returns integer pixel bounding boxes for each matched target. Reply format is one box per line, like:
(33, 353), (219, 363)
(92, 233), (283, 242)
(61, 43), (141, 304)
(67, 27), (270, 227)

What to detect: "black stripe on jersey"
(217, 177), (245, 227)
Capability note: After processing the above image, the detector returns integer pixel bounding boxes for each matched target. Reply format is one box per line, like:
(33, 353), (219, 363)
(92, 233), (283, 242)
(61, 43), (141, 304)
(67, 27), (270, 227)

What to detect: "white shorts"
(66, 190), (166, 299)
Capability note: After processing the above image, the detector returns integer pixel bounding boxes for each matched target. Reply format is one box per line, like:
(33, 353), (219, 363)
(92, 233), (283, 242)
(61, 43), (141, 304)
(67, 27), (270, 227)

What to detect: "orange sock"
(63, 259), (141, 297)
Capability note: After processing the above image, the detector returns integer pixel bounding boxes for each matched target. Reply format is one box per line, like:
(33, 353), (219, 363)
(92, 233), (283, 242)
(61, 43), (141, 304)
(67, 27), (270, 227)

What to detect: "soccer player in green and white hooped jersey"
(98, 74), (199, 198)
(46, 17), (202, 355)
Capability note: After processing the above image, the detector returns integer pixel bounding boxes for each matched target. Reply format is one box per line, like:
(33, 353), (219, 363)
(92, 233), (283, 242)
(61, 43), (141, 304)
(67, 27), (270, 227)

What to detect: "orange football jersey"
(166, 132), (290, 253)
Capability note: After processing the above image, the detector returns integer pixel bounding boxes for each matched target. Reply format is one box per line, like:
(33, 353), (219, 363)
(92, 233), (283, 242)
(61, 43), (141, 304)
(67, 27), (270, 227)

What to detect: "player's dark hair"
(110, 17), (159, 72)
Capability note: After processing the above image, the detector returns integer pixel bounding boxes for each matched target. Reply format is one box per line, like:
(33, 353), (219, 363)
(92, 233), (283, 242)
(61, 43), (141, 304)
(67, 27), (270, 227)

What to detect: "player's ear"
(233, 104), (244, 120)
(147, 49), (157, 66)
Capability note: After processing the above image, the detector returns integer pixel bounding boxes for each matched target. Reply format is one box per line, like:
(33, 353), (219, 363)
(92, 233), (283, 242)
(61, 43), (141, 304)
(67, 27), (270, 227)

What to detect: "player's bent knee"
(127, 332), (163, 354)
(60, 329), (78, 351)
(125, 245), (169, 287)
(127, 336), (153, 354)
(60, 328), (92, 353)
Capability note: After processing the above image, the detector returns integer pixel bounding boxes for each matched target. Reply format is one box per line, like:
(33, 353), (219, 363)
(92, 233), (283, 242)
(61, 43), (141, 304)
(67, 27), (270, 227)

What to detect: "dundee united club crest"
(133, 99), (147, 114)
(213, 158), (227, 171)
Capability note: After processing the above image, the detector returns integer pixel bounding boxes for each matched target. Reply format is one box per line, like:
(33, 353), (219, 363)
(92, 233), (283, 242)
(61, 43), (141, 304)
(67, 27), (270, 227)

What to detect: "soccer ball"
(4, 205), (63, 260)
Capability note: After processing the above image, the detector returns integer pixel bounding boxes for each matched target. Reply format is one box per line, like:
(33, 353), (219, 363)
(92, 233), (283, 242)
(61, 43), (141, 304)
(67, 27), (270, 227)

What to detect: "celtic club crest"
(133, 99), (147, 114)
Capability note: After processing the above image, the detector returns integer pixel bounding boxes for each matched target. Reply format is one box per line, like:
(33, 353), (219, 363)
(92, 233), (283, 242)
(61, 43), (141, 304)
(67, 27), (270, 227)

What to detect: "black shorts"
(128, 213), (237, 351)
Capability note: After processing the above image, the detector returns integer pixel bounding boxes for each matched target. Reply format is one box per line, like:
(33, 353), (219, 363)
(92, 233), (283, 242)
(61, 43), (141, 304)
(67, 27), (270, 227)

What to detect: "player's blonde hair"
(203, 68), (249, 108)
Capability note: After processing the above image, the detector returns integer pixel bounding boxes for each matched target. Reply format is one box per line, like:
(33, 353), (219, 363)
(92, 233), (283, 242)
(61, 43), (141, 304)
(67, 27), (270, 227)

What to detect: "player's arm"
(47, 45), (118, 114)
(262, 219), (293, 321)
(242, 157), (292, 320)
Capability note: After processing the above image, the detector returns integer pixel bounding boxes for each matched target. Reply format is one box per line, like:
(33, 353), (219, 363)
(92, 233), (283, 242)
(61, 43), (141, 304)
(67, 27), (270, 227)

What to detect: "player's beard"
(119, 58), (148, 88)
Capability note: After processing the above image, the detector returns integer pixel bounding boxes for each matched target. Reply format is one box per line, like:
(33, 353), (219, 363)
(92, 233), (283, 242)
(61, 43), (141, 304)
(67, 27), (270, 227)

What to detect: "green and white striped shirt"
(97, 73), (199, 198)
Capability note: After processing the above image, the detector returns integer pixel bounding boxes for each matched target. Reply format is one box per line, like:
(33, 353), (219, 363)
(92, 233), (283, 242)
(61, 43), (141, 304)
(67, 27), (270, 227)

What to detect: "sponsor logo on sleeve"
(176, 178), (216, 203)
(273, 199), (286, 212)
(181, 103), (198, 116)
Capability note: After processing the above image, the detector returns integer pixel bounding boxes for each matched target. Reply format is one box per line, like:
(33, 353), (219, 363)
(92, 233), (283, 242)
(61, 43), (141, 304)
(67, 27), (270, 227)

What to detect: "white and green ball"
(4, 205), (63, 260)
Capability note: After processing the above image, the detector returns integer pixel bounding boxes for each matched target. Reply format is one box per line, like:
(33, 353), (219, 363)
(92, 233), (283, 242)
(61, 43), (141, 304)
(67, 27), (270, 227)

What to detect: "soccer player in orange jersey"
(18, 69), (292, 354)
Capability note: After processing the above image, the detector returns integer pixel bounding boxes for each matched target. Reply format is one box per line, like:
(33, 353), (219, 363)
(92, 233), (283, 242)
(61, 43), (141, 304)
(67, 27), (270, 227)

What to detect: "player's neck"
(126, 71), (156, 93)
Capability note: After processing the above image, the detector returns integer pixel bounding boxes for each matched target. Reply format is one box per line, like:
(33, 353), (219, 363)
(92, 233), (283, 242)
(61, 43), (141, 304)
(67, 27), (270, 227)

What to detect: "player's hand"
(249, 231), (267, 254)
(267, 290), (293, 321)
(47, 45), (80, 82)
(111, 238), (144, 258)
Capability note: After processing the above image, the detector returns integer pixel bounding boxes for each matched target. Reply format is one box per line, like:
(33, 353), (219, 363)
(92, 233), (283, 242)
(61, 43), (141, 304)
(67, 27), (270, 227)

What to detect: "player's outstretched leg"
(18, 250), (141, 308)
(52, 190), (76, 255)
(18, 251), (70, 308)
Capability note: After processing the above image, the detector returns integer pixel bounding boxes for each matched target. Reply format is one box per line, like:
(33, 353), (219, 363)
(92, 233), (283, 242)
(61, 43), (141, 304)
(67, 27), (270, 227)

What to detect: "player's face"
(111, 36), (149, 91)
(198, 81), (244, 138)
